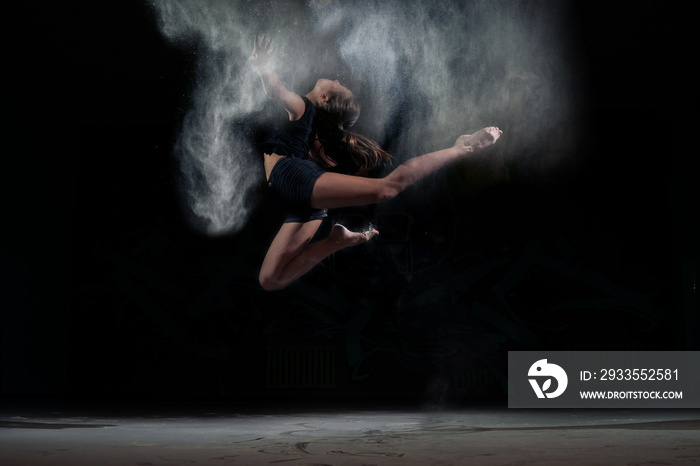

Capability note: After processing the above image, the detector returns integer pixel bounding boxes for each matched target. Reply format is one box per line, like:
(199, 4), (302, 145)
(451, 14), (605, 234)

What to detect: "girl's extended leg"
(259, 127), (500, 291)
(259, 221), (377, 291)
(310, 127), (501, 210)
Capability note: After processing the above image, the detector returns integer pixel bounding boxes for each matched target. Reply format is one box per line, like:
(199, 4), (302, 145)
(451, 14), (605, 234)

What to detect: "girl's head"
(311, 78), (360, 129)
(311, 78), (392, 175)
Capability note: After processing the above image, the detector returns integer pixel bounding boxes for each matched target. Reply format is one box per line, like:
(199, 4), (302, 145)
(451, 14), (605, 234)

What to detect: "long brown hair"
(316, 94), (392, 175)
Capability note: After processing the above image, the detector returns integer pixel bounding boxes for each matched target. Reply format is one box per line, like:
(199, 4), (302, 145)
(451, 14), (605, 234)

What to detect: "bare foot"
(329, 224), (378, 249)
(454, 127), (502, 155)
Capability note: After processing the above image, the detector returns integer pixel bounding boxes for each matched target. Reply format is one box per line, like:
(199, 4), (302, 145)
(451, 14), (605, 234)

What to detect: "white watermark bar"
(508, 351), (700, 408)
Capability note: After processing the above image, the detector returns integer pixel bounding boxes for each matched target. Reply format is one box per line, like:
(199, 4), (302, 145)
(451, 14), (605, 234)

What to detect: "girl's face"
(316, 78), (351, 99)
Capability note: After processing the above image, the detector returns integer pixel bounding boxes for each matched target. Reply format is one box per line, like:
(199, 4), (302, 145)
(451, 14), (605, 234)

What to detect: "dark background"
(3, 0), (696, 406)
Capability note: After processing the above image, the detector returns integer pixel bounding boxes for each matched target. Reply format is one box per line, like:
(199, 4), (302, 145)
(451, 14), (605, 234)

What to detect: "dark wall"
(2, 0), (695, 403)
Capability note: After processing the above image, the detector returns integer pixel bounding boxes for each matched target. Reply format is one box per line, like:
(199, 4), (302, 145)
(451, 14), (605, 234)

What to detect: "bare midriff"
(264, 153), (285, 182)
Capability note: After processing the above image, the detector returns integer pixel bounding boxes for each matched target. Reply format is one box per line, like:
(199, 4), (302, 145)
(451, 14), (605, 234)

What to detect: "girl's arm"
(250, 35), (306, 121)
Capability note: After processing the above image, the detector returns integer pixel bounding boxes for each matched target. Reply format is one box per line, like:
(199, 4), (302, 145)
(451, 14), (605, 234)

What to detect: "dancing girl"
(250, 35), (502, 291)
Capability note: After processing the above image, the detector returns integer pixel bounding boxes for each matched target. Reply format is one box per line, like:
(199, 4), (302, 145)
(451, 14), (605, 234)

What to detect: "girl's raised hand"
(249, 34), (276, 68)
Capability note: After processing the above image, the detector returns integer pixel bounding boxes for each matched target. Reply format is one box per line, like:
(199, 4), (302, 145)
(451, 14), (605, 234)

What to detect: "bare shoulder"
(281, 91), (307, 121)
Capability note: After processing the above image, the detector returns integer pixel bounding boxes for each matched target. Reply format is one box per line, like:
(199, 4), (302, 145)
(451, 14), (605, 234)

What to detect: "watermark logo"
(528, 359), (568, 399)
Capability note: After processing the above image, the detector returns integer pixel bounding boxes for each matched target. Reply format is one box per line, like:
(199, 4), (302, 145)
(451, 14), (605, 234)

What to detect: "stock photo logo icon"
(528, 359), (568, 399)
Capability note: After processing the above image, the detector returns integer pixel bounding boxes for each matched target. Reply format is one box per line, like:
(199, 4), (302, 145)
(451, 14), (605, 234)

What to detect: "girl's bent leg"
(259, 220), (324, 291)
(259, 221), (377, 291)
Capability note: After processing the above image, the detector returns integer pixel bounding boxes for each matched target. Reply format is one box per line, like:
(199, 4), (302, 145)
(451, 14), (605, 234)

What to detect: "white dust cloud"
(151, 0), (581, 234)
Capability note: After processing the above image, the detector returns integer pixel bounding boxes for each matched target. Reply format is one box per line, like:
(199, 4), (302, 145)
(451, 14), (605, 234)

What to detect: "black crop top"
(262, 96), (317, 159)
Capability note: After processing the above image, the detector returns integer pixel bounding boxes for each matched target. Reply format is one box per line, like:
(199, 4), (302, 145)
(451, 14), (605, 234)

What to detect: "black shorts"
(268, 156), (328, 223)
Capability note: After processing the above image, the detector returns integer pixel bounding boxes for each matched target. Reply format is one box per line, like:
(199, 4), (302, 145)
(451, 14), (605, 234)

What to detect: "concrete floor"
(1, 402), (699, 465)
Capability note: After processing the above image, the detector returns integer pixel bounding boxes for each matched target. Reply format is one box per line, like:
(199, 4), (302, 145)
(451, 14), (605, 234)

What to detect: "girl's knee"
(258, 265), (282, 291)
(259, 272), (284, 291)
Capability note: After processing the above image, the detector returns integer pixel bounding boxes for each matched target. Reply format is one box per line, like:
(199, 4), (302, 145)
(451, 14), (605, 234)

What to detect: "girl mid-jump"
(250, 36), (502, 290)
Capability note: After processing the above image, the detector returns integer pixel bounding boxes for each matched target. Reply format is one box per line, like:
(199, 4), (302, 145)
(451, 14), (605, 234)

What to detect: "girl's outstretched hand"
(454, 127), (502, 155)
(250, 34), (276, 69)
